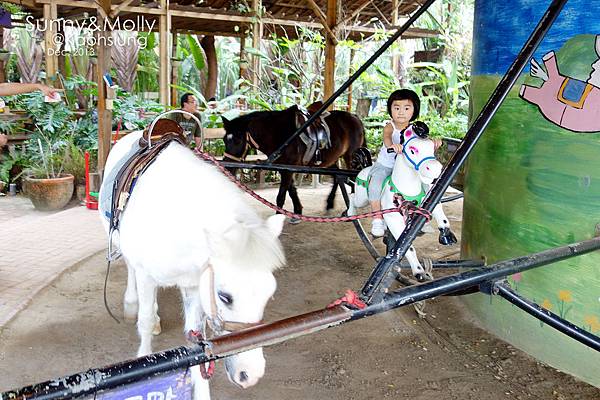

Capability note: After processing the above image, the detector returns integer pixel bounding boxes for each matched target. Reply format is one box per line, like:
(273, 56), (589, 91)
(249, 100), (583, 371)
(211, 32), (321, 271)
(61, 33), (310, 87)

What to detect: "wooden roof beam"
(336, 0), (372, 29)
(304, 0), (337, 45)
(110, 0), (136, 18)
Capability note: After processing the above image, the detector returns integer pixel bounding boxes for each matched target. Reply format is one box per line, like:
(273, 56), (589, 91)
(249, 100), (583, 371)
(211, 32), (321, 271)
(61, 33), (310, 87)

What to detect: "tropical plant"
(6, 28), (43, 83)
(112, 31), (140, 92)
(134, 32), (159, 94)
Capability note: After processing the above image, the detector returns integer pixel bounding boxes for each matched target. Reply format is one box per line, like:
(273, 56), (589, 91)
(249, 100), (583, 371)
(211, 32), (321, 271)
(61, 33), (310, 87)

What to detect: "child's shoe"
(371, 218), (386, 237)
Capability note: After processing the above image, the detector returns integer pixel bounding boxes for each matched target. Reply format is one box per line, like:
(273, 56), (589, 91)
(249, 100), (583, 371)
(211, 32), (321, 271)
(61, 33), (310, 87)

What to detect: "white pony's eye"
(218, 291), (233, 305)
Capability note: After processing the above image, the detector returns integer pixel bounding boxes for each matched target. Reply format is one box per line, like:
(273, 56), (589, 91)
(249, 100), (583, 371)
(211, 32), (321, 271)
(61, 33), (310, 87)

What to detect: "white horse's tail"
(530, 58), (549, 82)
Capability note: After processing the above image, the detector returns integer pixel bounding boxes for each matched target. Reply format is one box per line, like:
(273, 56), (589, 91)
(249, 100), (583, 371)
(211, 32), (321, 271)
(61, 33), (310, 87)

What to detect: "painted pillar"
(463, 0), (600, 387)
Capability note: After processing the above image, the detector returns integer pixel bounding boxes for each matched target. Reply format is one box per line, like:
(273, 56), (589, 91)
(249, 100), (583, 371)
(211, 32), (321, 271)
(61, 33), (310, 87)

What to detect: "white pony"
(347, 122), (457, 280)
(99, 130), (286, 399)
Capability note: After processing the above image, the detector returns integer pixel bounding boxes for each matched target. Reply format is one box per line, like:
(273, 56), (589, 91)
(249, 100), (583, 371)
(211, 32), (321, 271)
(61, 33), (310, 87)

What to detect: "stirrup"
(107, 227), (122, 262)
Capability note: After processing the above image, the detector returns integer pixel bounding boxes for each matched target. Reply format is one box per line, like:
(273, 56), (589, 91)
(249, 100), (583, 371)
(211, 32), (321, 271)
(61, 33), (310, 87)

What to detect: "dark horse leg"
(326, 178), (338, 211)
(277, 171), (303, 222)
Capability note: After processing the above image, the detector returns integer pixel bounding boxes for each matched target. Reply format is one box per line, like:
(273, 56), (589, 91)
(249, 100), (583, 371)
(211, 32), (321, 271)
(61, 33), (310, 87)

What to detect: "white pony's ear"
(221, 223), (250, 249)
(266, 214), (286, 237)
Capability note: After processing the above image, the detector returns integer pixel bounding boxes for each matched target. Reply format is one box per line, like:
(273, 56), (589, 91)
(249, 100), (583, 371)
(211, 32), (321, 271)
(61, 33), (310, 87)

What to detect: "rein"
(195, 149), (425, 223)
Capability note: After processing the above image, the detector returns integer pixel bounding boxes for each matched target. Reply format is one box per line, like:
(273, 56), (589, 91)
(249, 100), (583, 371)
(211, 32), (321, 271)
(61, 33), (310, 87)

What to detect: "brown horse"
(222, 105), (365, 221)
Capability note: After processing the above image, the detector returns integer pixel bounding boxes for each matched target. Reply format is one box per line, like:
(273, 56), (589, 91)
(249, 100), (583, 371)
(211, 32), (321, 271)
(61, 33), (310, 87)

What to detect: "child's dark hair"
(387, 89), (420, 121)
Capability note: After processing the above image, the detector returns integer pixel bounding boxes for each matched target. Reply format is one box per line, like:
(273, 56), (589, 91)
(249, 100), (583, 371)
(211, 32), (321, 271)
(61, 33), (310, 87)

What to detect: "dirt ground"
(1, 184), (599, 400)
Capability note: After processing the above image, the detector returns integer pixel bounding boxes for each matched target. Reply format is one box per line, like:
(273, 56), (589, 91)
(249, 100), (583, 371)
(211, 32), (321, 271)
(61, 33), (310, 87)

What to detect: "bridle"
(202, 264), (263, 336)
(223, 131), (260, 162)
(401, 136), (436, 171)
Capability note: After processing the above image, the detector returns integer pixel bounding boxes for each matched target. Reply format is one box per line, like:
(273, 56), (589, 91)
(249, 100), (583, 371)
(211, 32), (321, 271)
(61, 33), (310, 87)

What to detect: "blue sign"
(98, 369), (193, 400)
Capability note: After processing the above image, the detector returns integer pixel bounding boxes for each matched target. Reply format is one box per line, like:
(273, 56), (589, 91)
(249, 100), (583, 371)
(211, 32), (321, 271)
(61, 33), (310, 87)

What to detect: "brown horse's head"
(222, 116), (251, 163)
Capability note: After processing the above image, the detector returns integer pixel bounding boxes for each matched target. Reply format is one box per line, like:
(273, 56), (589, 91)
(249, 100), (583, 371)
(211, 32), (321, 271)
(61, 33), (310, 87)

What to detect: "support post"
(251, 0), (263, 89)
(347, 48), (355, 111)
(43, 3), (58, 84)
(159, 0), (171, 108)
(171, 31), (178, 108)
(96, 1), (113, 173)
(323, 0), (337, 106)
(391, 0), (402, 79)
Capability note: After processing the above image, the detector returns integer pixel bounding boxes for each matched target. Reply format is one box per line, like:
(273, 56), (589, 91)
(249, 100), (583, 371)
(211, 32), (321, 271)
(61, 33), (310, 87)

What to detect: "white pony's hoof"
(124, 302), (138, 323)
(153, 317), (162, 336)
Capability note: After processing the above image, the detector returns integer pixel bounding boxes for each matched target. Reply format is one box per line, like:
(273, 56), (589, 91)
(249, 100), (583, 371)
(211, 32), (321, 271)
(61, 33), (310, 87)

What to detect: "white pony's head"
(202, 213), (286, 388)
(397, 122), (442, 185)
(588, 35), (600, 88)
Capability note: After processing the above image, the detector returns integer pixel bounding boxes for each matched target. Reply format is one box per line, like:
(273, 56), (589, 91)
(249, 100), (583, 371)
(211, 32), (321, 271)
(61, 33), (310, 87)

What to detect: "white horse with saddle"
(99, 117), (286, 400)
(347, 121), (457, 280)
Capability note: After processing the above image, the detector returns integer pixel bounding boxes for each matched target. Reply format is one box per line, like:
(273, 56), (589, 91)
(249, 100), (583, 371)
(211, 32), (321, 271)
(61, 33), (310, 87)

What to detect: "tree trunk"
(201, 35), (217, 99)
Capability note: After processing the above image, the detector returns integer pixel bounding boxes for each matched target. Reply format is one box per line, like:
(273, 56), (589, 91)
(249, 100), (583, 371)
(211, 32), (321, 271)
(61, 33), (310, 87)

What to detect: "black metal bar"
(338, 178), (381, 260)
(397, 259), (485, 269)
(355, 236), (600, 319)
(495, 283), (600, 352)
(219, 160), (359, 177)
(359, 0), (569, 304)
(1, 345), (213, 400)
(4, 236), (599, 400)
(440, 193), (463, 203)
(265, 0), (438, 164)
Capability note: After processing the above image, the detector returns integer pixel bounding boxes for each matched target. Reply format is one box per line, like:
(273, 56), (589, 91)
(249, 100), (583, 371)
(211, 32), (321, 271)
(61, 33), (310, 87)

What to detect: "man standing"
(168, 93), (203, 148)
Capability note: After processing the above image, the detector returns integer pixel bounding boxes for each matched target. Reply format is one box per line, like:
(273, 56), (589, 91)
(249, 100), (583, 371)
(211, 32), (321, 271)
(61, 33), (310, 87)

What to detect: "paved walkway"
(0, 197), (106, 328)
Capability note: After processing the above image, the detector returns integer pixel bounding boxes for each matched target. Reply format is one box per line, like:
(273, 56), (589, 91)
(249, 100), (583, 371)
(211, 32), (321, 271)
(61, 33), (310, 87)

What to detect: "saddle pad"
(99, 132), (144, 222)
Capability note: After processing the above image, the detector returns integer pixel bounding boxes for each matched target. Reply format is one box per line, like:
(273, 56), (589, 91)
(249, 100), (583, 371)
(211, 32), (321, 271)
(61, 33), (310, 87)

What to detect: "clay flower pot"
(23, 174), (74, 211)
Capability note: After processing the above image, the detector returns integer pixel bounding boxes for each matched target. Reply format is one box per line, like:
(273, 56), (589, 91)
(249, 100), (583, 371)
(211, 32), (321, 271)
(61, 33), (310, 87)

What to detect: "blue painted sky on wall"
(472, 0), (600, 75)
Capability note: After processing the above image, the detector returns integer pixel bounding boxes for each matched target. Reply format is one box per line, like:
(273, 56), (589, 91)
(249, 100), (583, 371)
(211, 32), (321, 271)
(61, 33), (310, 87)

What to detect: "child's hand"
(389, 143), (403, 153)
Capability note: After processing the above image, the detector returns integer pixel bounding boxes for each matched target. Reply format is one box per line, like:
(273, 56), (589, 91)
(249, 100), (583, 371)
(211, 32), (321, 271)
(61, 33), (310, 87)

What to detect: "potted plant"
(21, 95), (77, 210)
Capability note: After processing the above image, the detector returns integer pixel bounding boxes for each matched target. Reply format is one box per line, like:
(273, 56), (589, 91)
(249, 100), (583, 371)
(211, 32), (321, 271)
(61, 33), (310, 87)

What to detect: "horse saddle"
(107, 119), (187, 232)
(296, 102), (331, 165)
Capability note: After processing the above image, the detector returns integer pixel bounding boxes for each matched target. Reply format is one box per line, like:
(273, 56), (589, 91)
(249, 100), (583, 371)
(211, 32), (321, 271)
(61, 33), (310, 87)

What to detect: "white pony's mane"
(158, 141), (286, 274)
(221, 219), (286, 273)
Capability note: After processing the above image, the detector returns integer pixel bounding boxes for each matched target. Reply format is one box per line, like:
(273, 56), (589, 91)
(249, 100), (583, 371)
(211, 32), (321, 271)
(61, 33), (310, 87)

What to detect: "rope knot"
(187, 330), (216, 380)
(393, 194), (432, 222)
(328, 289), (367, 310)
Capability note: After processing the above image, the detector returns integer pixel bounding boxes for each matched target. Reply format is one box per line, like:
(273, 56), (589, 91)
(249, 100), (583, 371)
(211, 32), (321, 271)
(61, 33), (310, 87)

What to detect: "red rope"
(187, 330), (216, 379)
(194, 149), (432, 223)
(328, 290), (366, 310)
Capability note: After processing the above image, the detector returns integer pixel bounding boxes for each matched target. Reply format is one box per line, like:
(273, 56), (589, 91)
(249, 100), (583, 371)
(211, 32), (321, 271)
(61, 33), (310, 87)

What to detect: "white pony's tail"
(530, 58), (549, 82)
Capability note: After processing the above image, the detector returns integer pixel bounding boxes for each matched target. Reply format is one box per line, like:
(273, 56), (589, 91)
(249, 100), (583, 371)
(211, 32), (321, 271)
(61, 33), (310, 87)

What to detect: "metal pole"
(355, 236), (600, 319)
(359, 0), (569, 304)
(265, 0), (438, 164)
(4, 236), (598, 400)
(495, 283), (600, 352)
(219, 160), (359, 177)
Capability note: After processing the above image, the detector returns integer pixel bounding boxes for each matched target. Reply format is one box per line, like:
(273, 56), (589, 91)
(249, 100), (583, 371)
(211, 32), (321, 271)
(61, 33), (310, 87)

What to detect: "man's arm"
(0, 83), (57, 97)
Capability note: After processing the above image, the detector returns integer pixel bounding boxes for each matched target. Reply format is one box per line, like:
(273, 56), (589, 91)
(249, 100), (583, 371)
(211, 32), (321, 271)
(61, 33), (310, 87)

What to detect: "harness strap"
(384, 176), (426, 207)
(402, 136), (436, 171)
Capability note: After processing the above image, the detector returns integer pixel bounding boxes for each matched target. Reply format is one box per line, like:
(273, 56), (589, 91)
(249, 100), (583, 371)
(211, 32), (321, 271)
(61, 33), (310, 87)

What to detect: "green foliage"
(0, 1), (22, 14)
(113, 90), (163, 130)
(134, 32), (159, 93)
(0, 148), (29, 184)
